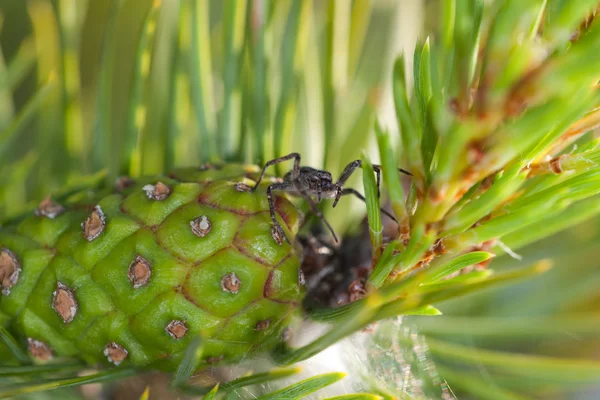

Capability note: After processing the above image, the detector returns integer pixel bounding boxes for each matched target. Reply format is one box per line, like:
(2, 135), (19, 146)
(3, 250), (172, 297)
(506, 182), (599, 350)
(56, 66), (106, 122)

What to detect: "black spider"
(251, 152), (411, 245)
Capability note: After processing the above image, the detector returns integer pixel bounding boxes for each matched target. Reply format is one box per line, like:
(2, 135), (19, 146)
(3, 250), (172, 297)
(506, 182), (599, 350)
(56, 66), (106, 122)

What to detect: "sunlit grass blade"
(85, 0), (118, 174)
(371, 226), (437, 286)
(441, 0), (455, 52)
(500, 196), (600, 252)
(219, 0), (247, 159)
(0, 151), (37, 221)
(441, 165), (527, 237)
(437, 366), (531, 400)
(180, 366), (301, 395)
(247, 0), (267, 164)
(274, 294), (384, 365)
(324, 394), (383, 400)
(417, 270), (492, 293)
(28, 0), (66, 191)
(544, 0), (599, 45)
(176, 245), (510, 342)
(0, 37), (35, 92)
(58, 0), (86, 176)
(417, 39), (435, 176)
(516, 95), (597, 167)
(124, 0), (162, 177)
(0, 326), (30, 365)
(419, 251), (494, 283)
(367, 242), (397, 289)
(429, 338), (600, 383)
(347, 0), (372, 81)
(201, 384), (218, 400)
(526, 146), (600, 184)
(255, 372), (346, 400)
(272, 0), (303, 162)
(361, 154), (383, 259)
(414, 314), (600, 338)
(0, 368), (138, 398)
(543, 109), (600, 161)
(139, 0), (181, 175)
(507, 168), (600, 211)
(307, 301), (362, 323)
(365, 261), (548, 323)
(393, 55), (424, 191)
(107, 0), (157, 181)
(528, 0), (547, 41)
(0, 362), (84, 378)
(375, 121), (408, 239)
(0, 80), (57, 158)
(189, 0), (217, 162)
(172, 335), (203, 387)
(139, 387), (150, 400)
(219, 366), (300, 393)
(164, 2), (184, 170)
(417, 260), (551, 306)
(449, 0), (483, 108)
(443, 199), (559, 253)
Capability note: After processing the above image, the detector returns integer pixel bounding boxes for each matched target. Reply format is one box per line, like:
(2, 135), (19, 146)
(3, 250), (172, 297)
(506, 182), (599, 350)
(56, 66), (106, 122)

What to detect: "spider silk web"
(217, 316), (454, 399)
(340, 316), (455, 399)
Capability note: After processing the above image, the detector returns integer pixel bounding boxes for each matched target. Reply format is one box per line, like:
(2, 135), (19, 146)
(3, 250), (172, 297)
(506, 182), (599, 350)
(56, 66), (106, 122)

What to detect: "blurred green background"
(0, 0), (421, 234)
(0, 1), (599, 399)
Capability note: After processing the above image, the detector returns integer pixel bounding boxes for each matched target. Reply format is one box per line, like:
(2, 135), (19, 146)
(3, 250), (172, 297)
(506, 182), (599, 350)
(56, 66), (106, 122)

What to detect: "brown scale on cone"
(281, 327), (292, 342)
(254, 319), (270, 331)
(348, 279), (367, 303)
(0, 247), (20, 296)
(527, 155), (566, 177)
(199, 162), (214, 171)
(505, 66), (544, 117)
(550, 156), (564, 174)
(221, 272), (241, 293)
(271, 225), (285, 245)
(235, 182), (252, 192)
(165, 320), (188, 340)
(571, 6), (600, 42)
(480, 174), (496, 192)
(52, 282), (78, 324)
(190, 215), (211, 237)
(82, 205), (106, 242)
(104, 342), (128, 365)
(128, 255), (152, 289)
(298, 269), (305, 287)
(428, 184), (446, 204)
(143, 182), (171, 201)
(409, 239), (447, 273)
(467, 140), (486, 164)
(115, 176), (135, 192)
(206, 355), (224, 364)
(27, 338), (53, 361)
(35, 196), (65, 219)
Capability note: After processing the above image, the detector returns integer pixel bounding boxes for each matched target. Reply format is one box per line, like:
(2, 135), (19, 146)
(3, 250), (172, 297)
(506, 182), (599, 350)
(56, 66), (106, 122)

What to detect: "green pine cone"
(0, 164), (304, 370)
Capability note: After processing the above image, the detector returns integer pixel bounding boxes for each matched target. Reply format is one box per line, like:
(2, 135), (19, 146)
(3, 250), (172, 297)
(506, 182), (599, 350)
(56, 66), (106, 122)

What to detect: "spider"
(251, 152), (411, 245)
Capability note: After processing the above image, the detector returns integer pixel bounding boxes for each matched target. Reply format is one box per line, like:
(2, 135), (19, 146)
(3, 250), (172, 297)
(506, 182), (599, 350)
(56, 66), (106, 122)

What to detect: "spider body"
(282, 167), (336, 202)
(252, 153), (411, 245)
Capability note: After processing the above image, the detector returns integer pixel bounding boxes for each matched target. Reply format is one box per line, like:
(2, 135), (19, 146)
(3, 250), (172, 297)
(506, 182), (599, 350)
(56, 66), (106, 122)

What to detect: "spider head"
(305, 168), (334, 192)
(291, 167), (334, 193)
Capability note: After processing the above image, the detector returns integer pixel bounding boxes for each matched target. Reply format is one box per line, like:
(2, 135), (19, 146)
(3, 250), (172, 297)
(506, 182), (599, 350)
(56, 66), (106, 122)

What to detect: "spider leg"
(372, 164), (413, 179)
(293, 182), (339, 243)
(338, 188), (399, 224)
(336, 160), (366, 186)
(336, 160), (412, 200)
(336, 160), (382, 198)
(266, 182), (294, 244)
(252, 152), (301, 192)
